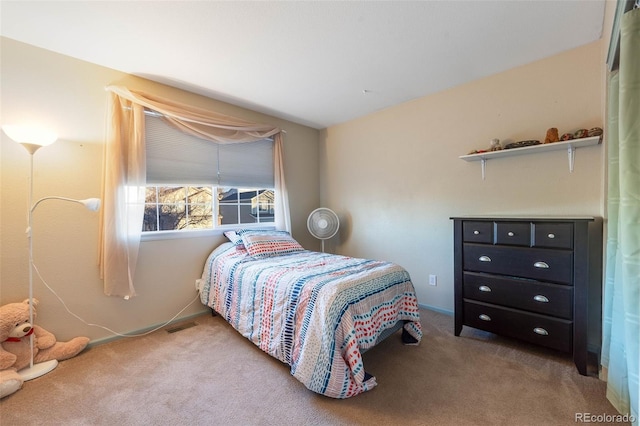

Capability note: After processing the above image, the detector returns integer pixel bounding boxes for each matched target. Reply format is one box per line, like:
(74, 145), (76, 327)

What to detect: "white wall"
(319, 40), (605, 313)
(0, 37), (320, 342)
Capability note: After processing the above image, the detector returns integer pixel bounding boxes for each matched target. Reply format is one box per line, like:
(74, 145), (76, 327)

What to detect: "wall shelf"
(459, 136), (602, 180)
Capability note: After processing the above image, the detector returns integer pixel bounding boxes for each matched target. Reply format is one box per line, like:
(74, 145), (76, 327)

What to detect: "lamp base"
(18, 359), (58, 381)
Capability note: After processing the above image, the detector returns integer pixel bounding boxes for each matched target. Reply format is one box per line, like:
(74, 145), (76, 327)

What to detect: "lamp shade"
(2, 124), (57, 154)
(80, 198), (101, 211)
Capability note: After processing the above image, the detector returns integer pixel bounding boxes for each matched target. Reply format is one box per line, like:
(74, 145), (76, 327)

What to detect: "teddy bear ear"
(22, 298), (39, 307)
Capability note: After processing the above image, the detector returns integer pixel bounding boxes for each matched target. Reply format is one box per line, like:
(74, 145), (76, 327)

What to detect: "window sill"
(140, 224), (276, 242)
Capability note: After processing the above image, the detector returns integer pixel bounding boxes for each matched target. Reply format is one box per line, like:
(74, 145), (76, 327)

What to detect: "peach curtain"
(100, 86), (290, 298)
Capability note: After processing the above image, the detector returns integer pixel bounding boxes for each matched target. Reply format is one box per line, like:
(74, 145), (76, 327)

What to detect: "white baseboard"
(87, 309), (210, 348)
(419, 303), (453, 316)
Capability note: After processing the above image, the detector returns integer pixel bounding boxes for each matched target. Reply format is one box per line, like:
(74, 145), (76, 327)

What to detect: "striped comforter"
(198, 242), (422, 398)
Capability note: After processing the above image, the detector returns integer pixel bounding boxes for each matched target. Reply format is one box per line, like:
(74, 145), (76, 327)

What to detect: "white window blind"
(145, 112), (274, 187)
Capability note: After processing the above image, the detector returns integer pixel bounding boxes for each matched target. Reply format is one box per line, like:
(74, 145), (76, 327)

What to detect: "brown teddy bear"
(0, 299), (89, 398)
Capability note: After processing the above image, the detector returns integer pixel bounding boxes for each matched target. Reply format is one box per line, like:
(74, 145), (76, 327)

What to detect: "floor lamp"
(2, 124), (101, 381)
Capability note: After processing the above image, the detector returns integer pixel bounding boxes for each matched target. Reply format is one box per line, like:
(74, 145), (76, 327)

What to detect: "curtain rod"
(106, 86), (287, 134)
(141, 107), (287, 134)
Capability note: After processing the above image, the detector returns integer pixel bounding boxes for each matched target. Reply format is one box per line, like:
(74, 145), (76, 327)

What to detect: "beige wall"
(0, 37), (320, 342)
(319, 40), (606, 313)
(2, 6), (616, 342)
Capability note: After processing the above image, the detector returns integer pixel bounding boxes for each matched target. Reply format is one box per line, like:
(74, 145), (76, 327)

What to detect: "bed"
(196, 229), (422, 399)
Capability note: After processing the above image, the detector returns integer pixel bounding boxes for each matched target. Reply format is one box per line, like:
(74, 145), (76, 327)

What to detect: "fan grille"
(307, 208), (339, 240)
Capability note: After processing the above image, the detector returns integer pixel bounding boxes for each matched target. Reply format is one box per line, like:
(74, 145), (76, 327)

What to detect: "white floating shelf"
(459, 136), (602, 179)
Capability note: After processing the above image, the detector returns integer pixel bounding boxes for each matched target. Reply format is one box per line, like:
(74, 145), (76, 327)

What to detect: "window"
(218, 187), (274, 225)
(143, 186), (213, 232)
(143, 112), (274, 234)
(142, 186), (274, 231)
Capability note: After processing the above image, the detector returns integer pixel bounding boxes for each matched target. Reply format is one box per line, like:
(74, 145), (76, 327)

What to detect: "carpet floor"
(0, 308), (625, 425)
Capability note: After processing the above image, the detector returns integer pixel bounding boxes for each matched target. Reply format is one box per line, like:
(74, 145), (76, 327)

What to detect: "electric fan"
(307, 207), (340, 252)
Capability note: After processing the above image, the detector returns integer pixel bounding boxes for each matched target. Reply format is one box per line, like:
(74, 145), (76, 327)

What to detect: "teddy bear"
(0, 298), (89, 398)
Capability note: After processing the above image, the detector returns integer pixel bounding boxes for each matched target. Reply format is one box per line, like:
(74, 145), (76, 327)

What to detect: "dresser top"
(450, 215), (599, 221)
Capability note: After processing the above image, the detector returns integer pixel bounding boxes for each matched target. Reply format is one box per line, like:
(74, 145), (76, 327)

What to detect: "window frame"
(141, 184), (275, 241)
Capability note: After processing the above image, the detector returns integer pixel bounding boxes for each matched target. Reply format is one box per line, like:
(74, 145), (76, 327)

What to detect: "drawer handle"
(473, 230), (480, 235)
(533, 295), (549, 303)
(507, 231), (514, 237)
(534, 261), (549, 269)
(479, 314), (491, 321)
(533, 327), (548, 336)
(479, 285), (492, 292)
(479, 256), (492, 262)
(547, 233), (555, 239)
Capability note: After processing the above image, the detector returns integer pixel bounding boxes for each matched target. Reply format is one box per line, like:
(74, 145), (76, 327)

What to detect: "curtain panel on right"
(601, 8), (640, 424)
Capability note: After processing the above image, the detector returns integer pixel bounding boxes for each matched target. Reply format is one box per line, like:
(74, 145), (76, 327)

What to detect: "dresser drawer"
(495, 222), (530, 246)
(463, 244), (573, 284)
(463, 272), (573, 319)
(463, 300), (573, 352)
(463, 221), (493, 243)
(533, 223), (573, 249)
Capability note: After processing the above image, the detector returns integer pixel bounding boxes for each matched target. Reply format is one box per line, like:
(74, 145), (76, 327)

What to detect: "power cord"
(33, 262), (201, 338)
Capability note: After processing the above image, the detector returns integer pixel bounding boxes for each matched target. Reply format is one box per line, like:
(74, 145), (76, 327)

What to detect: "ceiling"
(1, 1), (605, 130)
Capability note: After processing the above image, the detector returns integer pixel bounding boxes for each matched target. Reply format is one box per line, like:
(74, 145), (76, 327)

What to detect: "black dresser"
(451, 216), (603, 375)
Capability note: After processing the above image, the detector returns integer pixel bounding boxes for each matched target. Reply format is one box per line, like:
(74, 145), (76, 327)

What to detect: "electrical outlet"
(429, 274), (437, 286)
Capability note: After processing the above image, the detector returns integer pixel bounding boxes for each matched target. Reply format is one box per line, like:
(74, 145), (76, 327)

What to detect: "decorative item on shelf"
(574, 128), (589, 139)
(466, 138), (502, 155)
(544, 127), (559, 144)
(489, 138), (502, 151)
(467, 148), (486, 154)
(561, 132), (574, 141)
(504, 140), (540, 150)
(588, 127), (603, 137)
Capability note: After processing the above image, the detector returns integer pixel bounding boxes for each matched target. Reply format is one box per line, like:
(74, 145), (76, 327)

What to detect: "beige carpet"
(0, 308), (624, 425)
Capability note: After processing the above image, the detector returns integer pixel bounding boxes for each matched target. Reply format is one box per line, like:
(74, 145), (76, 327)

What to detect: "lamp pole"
(3, 124), (100, 381)
(20, 152), (101, 380)
(21, 144), (59, 380)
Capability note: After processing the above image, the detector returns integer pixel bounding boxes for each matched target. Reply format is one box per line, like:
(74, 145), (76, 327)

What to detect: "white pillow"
(238, 230), (304, 259)
(223, 230), (243, 245)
